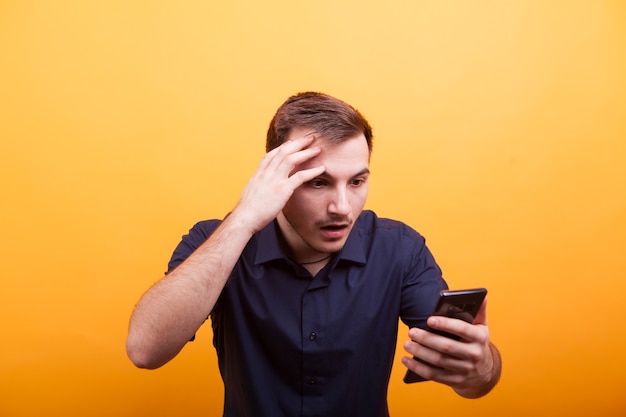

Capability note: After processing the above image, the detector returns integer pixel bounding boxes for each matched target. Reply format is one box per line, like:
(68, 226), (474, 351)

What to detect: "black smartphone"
(403, 288), (488, 383)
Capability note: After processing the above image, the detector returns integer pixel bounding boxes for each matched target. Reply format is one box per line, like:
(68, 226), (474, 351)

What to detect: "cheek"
(284, 192), (317, 220)
(351, 187), (369, 210)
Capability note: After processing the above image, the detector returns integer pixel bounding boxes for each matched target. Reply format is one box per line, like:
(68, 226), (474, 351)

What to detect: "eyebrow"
(318, 168), (371, 179)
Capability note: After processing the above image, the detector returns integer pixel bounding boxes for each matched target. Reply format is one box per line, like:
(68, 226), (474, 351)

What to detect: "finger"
(403, 354), (468, 386)
(402, 350), (469, 379)
(404, 335), (475, 377)
(426, 316), (474, 341)
(276, 135), (317, 156)
(286, 147), (322, 171)
(406, 328), (455, 364)
(408, 326), (460, 357)
(409, 324), (481, 369)
(259, 135), (313, 164)
(402, 341), (469, 384)
(407, 327), (430, 346)
(287, 165), (326, 187)
(264, 137), (320, 174)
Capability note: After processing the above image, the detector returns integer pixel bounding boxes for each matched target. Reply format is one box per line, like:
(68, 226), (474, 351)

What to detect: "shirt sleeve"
(399, 231), (449, 330)
(165, 220), (222, 274)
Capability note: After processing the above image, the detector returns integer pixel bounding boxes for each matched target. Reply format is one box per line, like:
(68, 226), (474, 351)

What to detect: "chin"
(318, 240), (348, 254)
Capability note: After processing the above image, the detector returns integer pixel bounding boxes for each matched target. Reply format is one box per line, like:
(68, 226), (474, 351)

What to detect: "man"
(126, 92), (501, 416)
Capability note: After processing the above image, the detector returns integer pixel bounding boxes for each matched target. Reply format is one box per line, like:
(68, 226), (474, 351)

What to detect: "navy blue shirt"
(167, 210), (448, 417)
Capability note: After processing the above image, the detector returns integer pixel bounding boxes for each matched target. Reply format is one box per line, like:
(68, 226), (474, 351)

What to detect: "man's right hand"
(232, 135), (325, 234)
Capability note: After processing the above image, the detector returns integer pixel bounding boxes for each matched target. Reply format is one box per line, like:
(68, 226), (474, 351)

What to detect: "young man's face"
(277, 129), (370, 261)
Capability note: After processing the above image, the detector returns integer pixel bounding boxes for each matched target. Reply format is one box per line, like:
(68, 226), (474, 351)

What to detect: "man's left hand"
(402, 298), (501, 398)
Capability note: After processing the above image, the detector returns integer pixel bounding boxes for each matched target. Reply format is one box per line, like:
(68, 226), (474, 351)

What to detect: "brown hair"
(266, 92), (373, 152)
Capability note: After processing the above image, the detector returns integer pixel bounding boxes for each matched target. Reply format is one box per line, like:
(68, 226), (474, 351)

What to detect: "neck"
(276, 212), (327, 265)
(298, 254), (332, 265)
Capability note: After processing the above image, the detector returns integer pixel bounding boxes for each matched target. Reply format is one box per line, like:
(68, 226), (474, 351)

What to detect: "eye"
(351, 178), (366, 187)
(308, 179), (327, 188)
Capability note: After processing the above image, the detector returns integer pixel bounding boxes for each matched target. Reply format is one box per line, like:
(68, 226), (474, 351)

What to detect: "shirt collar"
(254, 220), (286, 264)
(337, 218), (367, 264)
(254, 215), (368, 265)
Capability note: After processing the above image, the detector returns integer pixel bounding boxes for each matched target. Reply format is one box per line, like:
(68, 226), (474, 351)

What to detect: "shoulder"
(166, 219), (223, 273)
(351, 211), (443, 290)
(174, 219), (223, 248)
(188, 219), (222, 239)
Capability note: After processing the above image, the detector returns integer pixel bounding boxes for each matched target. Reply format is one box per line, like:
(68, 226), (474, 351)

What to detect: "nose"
(328, 186), (351, 216)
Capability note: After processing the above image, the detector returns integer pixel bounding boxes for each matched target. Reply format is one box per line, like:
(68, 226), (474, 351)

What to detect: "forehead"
(291, 130), (370, 175)
(287, 127), (369, 151)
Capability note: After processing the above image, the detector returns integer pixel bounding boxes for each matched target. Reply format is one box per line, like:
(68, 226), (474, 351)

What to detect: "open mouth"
(321, 224), (347, 231)
(320, 223), (349, 239)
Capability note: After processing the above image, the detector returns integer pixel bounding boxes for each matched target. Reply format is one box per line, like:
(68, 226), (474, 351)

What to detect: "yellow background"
(1, 1), (625, 416)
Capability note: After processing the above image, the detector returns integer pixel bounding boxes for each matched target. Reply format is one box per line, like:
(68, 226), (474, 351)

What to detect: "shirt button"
(309, 376), (317, 384)
(309, 332), (317, 341)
